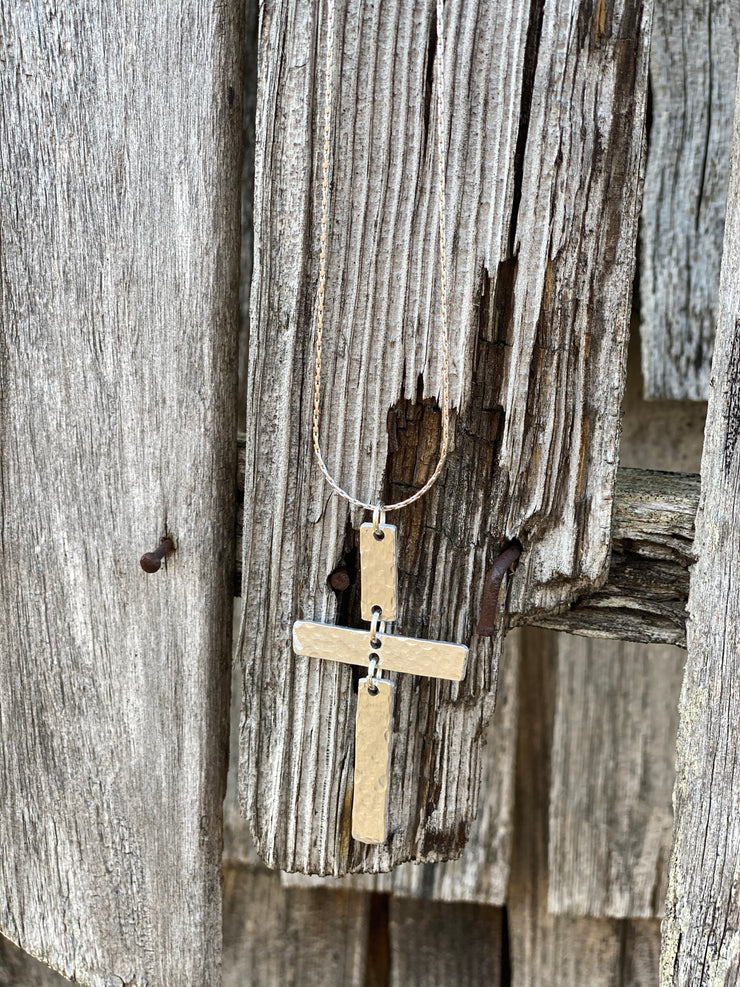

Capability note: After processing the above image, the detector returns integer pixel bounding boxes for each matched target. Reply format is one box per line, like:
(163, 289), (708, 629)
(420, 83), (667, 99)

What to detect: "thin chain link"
(312, 0), (450, 514)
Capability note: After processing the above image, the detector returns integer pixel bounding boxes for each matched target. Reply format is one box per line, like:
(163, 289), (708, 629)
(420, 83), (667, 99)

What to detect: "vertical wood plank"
(388, 897), (502, 987)
(222, 866), (369, 987)
(546, 336), (705, 921)
(507, 629), (646, 987)
(240, 0), (652, 875)
(0, 3), (243, 983)
(660, 60), (740, 987)
(548, 635), (682, 917)
(622, 921), (662, 987)
(640, 0), (740, 399)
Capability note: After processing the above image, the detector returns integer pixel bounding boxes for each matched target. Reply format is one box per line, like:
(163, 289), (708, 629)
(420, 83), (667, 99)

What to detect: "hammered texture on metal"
(292, 621), (468, 681)
(360, 522), (398, 621)
(352, 677), (395, 844)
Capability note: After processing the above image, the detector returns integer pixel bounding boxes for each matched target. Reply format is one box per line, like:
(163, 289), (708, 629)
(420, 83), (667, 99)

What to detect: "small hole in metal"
(367, 683), (379, 696)
(373, 529), (385, 541)
(370, 637), (382, 649)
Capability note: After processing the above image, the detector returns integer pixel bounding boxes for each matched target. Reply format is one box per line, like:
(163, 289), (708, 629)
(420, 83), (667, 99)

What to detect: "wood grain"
(507, 628), (621, 986)
(239, 0), (652, 875)
(529, 468), (697, 646)
(388, 897), (502, 987)
(222, 865), (369, 987)
(660, 60), (740, 987)
(548, 635), (682, 918)
(280, 630), (521, 902)
(507, 629), (661, 986)
(640, 0), (740, 400)
(0, 2), (243, 983)
(546, 332), (702, 923)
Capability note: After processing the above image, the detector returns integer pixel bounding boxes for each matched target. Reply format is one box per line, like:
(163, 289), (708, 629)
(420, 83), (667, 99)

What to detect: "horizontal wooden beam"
(526, 468), (697, 647)
(237, 439), (696, 647)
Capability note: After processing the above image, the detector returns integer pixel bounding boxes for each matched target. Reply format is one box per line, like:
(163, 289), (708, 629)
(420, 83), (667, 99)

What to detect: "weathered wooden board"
(507, 628), (661, 986)
(238, 0), (259, 427)
(640, 0), (740, 400)
(239, 0), (652, 875)
(0, 3), (242, 984)
(507, 627), (620, 986)
(660, 61), (740, 987)
(529, 468), (697, 647)
(224, 604), (264, 868)
(548, 635), (682, 917)
(623, 921), (662, 987)
(388, 897), (503, 987)
(280, 630), (521, 902)
(222, 865), (369, 987)
(545, 329), (705, 922)
(239, 434), (700, 645)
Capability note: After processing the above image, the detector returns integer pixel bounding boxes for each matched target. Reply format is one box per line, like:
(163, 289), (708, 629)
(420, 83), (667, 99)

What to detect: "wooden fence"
(1, 0), (739, 984)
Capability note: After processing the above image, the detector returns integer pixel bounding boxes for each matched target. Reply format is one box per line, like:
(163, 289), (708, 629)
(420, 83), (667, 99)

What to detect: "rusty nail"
(140, 536), (175, 574)
(476, 543), (522, 636)
(329, 566), (351, 592)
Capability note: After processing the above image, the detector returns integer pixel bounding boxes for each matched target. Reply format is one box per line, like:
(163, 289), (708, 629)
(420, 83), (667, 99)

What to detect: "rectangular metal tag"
(293, 621), (468, 681)
(360, 522), (397, 621)
(352, 677), (395, 844)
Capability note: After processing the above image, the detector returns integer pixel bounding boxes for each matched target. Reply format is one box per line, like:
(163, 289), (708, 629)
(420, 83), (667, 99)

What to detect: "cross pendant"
(293, 518), (469, 844)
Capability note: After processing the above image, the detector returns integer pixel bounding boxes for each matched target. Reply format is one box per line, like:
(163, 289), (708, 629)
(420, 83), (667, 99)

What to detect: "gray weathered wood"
(0, 3), (242, 983)
(238, 0), (259, 427)
(508, 628), (621, 986)
(548, 634), (682, 918)
(623, 921), (662, 987)
(224, 604), (265, 868)
(239, 0), (652, 874)
(660, 60), (740, 987)
(280, 630), (521, 902)
(388, 897), (502, 987)
(240, 437), (700, 645)
(222, 865), (369, 987)
(640, 0), (740, 400)
(529, 468), (697, 646)
(507, 628), (661, 986)
(546, 333), (703, 923)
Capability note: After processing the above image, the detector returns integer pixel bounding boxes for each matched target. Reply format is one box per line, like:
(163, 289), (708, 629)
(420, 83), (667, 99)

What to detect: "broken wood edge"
(237, 438), (697, 647)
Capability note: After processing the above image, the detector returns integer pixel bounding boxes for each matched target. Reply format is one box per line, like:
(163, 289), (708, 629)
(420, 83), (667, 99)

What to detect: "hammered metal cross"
(293, 519), (468, 844)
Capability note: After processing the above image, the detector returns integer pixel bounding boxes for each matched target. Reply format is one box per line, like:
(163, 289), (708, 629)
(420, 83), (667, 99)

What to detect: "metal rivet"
(328, 566), (351, 592)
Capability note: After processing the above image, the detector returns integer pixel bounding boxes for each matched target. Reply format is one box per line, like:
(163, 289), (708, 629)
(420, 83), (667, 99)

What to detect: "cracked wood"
(640, 0), (740, 400)
(0, 3), (243, 984)
(238, 449), (699, 646)
(238, 0), (652, 874)
(660, 59), (740, 986)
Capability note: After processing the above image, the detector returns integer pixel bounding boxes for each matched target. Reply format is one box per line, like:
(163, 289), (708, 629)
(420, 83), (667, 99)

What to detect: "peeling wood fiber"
(239, 0), (652, 874)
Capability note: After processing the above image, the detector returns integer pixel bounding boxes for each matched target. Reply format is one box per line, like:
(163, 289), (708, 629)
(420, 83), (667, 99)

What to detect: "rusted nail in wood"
(140, 536), (175, 573)
(329, 566), (352, 592)
(476, 543), (521, 636)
